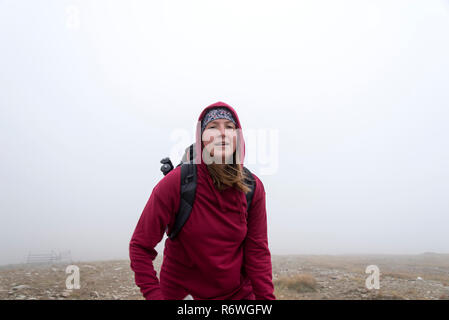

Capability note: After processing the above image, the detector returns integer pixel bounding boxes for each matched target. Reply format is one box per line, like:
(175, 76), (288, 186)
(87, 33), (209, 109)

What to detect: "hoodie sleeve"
(243, 174), (276, 300)
(129, 168), (180, 300)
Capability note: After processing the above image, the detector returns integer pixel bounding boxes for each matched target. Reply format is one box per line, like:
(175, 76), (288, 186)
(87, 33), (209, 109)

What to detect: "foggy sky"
(1, 0), (449, 265)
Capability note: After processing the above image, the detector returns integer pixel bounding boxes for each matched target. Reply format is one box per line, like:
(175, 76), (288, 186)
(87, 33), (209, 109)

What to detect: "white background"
(1, 0), (449, 265)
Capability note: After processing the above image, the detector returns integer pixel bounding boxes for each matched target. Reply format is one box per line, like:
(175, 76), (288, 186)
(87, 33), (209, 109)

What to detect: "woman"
(129, 101), (275, 300)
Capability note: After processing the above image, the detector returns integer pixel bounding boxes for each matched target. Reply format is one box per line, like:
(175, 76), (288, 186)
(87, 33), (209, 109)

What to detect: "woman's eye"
(208, 125), (234, 129)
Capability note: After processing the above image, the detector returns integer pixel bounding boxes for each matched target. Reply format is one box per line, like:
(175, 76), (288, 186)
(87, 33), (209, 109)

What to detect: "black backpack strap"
(168, 163), (197, 240)
(188, 143), (195, 162)
(243, 166), (256, 211)
(169, 164), (255, 239)
(180, 143), (195, 165)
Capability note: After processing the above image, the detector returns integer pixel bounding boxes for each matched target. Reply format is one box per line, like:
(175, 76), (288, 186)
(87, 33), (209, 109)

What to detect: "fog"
(1, 0), (449, 265)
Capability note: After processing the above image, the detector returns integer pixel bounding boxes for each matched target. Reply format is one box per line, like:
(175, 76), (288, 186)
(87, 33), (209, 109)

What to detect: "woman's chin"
(211, 152), (234, 164)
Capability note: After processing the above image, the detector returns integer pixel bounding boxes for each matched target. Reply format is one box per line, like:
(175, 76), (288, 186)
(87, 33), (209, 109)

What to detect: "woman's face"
(201, 119), (237, 164)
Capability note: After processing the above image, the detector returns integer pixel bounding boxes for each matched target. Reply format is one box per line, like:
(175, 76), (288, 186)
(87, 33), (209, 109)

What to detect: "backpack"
(160, 143), (256, 240)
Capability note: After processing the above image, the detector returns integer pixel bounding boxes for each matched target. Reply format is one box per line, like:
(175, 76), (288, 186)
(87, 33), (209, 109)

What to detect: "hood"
(194, 101), (245, 167)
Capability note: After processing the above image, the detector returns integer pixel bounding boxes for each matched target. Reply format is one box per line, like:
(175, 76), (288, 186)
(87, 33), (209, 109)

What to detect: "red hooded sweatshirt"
(129, 102), (275, 300)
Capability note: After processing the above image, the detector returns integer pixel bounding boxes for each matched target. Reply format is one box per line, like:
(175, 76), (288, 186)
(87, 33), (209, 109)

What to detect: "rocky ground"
(1, 253), (448, 300)
(271, 253), (449, 300)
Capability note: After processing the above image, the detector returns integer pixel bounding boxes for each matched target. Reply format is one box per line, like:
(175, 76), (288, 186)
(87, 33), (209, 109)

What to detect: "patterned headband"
(201, 107), (236, 132)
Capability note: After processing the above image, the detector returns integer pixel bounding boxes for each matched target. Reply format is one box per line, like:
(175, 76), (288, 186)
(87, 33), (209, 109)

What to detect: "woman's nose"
(218, 125), (226, 136)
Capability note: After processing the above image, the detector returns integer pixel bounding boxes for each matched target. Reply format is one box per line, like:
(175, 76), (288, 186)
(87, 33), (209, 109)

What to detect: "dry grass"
(382, 272), (415, 280)
(373, 290), (405, 300)
(274, 274), (317, 293)
(439, 293), (449, 300)
(422, 274), (449, 284)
